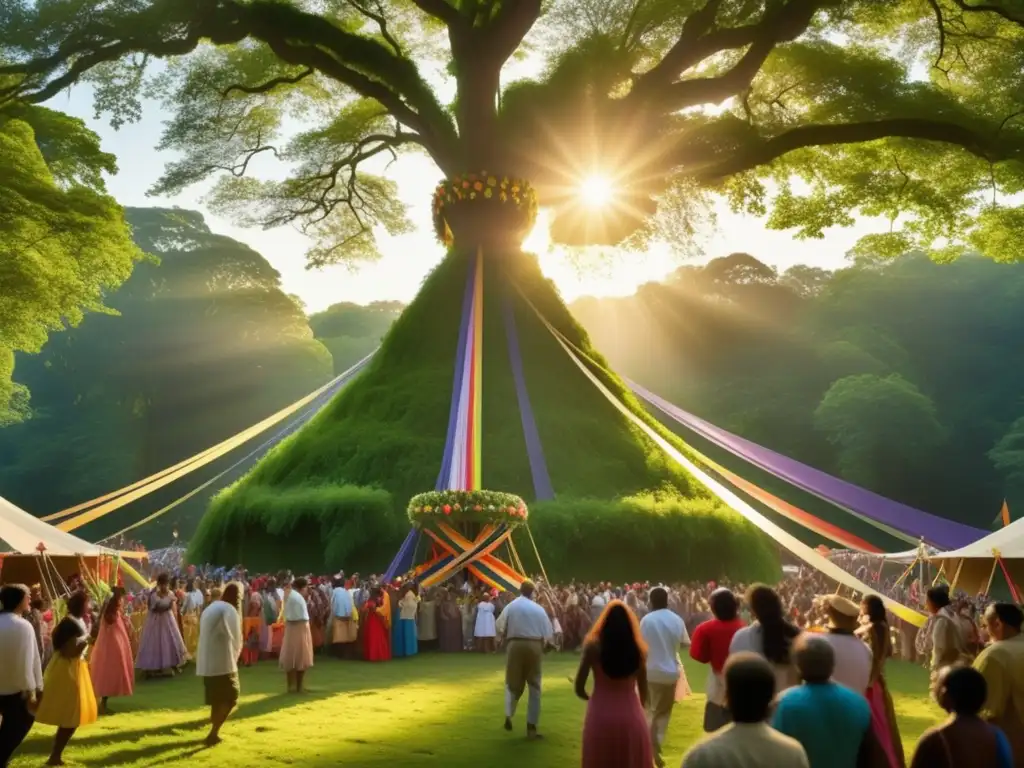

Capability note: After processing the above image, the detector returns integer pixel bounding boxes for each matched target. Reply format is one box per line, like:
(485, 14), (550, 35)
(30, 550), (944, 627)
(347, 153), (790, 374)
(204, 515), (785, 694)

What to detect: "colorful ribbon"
(629, 381), (984, 550)
(522, 291), (927, 627)
(503, 293), (554, 500)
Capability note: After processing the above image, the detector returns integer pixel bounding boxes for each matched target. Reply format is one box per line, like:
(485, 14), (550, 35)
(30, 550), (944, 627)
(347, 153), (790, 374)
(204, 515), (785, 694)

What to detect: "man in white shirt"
(641, 586), (691, 768)
(0, 584), (43, 767)
(197, 582), (243, 747)
(496, 580), (553, 740)
(819, 595), (872, 693)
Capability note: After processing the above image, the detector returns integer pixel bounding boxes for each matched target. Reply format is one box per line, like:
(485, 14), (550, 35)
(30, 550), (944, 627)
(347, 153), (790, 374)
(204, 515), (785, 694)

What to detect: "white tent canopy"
(929, 517), (1024, 595)
(0, 494), (105, 556)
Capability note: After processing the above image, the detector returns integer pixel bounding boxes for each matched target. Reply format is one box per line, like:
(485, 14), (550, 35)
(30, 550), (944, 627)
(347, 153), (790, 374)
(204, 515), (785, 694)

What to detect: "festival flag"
(995, 499), (1012, 528)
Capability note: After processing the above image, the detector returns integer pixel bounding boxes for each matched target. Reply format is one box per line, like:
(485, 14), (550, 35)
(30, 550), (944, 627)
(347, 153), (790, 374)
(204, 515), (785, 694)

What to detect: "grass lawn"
(12, 653), (942, 767)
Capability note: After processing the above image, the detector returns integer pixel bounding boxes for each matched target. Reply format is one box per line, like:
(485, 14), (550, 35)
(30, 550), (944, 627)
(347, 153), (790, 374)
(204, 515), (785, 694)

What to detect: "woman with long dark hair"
(574, 600), (653, 768)
(728, 584), (801, 693)
(858, 595), (906, 768)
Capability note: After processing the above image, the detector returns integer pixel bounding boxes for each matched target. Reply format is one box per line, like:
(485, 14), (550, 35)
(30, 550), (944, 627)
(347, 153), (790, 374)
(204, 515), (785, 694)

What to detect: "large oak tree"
(3, 0), (1024, 264)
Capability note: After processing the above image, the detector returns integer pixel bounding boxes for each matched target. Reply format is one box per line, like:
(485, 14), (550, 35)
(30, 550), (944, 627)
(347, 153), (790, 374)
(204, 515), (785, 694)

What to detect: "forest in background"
(0, 207), (399, 530)
(572, 252), (1024, 530)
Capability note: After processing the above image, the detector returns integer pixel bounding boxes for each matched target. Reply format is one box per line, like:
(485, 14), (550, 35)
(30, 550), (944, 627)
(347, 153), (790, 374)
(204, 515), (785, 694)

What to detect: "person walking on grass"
(689, 587), (745, 733)
(680, 653), (808, 768)
(35, 590), (98, 767)
(640, 586), (690, 767)
(0, 584), (44, 768)
(279, 577), (314, 693)
(496, 580), (553, 740)
(772, 634), (886, 768)
(196, 582), (243, 747)
(576, 601), (654, 768)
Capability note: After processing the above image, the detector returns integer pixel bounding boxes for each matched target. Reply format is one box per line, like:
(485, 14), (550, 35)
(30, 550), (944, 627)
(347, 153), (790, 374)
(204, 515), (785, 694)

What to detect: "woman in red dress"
(575, 600), (653, 768)
(362, 587), (392, 662)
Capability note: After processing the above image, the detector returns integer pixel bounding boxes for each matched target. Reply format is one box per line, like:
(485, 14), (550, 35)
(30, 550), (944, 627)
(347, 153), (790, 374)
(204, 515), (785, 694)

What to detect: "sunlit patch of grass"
(12, 654), (941, 767)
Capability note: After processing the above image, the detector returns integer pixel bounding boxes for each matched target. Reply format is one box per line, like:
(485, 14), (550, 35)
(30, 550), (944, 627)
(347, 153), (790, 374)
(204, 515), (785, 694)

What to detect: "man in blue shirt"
(772, 634), (885, 768)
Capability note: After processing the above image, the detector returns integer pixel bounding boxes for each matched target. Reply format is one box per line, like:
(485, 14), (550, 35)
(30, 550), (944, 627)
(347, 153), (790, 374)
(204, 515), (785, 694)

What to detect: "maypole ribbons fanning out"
(522, 295), (926, 626)
(51, 352), (376, 532)
(629, 382), (984, 550)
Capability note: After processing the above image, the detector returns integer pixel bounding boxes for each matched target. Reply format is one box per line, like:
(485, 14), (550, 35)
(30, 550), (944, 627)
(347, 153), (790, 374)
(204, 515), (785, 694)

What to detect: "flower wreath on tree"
(408, 489), (528, 527)
(431, 173), (539, 246)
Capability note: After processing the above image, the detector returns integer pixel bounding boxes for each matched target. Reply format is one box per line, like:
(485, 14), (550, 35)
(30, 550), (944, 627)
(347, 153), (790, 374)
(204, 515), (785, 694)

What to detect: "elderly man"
(680, 653), (808, 768)
(819, 595), (872, 693)
(196, 582), (244, 747)
(496, 580), (553, 740)
(772, 635), (884, 768)
(974, 602), (1024, 765)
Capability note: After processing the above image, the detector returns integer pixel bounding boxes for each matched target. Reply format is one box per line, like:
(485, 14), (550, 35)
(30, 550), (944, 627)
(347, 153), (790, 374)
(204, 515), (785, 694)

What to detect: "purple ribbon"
(384, 256), (478, 582)
(503, 293), (554, 501)
(629, 380), (985, 550)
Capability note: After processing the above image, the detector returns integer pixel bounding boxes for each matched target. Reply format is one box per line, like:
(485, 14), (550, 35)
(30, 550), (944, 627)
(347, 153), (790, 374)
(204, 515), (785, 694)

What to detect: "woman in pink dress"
(574, 600), (653, 768)
(90, 587), (135, 714)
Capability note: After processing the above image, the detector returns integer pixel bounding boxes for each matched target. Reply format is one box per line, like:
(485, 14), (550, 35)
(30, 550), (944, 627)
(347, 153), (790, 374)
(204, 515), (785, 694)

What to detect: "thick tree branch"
(222, 68), (314, 97)
(485, 0), (543, 68)
(689, 118), (1014, 180)
(631, 0), (825, 111)
(408, 0), (463, 28)
(0, 0), (459, 169)
(951, 0), (1024, 28)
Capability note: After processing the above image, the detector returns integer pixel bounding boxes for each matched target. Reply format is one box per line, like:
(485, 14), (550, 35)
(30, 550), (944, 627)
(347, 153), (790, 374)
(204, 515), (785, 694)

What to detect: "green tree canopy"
(814, 373), (948, 492)
(4, 1), (1024, 264)
(0, 114), (140, 423)
(0, 206), (333, 525)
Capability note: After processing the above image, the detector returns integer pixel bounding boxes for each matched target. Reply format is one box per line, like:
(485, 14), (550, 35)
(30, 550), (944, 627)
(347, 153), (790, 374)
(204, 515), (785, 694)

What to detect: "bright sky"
(48, 63), (883, 313)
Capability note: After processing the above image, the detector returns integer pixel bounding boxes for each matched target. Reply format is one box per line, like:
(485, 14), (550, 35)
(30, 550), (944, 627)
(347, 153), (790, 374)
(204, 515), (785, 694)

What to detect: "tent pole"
(983, 550), (1000, 596)
(949, 559), (964, 592)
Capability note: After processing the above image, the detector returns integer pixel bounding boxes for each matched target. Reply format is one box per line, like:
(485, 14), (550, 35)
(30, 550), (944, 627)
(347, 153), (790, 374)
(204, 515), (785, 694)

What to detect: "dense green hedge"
(513, 494), (779, 584)
(189, 247), (781, 582)
(189, 483), (397, 573)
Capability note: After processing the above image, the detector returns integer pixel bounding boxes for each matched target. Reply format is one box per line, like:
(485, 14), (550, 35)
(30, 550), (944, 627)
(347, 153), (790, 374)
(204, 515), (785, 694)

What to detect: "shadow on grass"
(14, 690), (331, 762)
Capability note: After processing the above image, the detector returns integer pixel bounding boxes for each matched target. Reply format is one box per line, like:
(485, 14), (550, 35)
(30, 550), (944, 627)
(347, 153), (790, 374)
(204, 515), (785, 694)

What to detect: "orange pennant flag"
(1001, 499), (1012, 528)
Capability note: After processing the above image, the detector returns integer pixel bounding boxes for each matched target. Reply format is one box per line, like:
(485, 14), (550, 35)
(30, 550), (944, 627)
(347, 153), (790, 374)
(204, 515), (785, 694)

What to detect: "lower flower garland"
(408, 489), (528, 527)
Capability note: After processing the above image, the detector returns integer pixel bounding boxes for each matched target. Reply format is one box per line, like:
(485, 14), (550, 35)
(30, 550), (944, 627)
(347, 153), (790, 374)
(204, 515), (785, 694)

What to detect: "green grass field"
(12, 653), (942, 767)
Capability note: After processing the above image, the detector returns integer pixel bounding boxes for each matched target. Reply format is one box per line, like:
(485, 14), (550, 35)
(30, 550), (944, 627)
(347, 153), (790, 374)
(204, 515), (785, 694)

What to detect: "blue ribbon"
(503, 293), (554, 501)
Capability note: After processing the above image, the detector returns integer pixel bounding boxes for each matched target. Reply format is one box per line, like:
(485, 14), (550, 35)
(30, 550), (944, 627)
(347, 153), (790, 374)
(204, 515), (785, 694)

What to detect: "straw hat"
(821, 594), (860, 618)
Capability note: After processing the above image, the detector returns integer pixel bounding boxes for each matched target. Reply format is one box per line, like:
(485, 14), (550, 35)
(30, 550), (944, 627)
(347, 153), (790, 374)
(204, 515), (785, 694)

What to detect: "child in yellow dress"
(36, 590), (98, 766)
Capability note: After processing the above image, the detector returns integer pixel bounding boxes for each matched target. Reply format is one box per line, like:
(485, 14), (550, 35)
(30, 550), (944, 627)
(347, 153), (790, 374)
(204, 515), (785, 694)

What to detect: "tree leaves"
(0, 118), (141, 423)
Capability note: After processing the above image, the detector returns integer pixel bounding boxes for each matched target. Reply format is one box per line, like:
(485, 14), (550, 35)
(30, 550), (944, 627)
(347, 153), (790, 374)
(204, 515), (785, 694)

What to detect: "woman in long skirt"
(90, 587), (135, 714)
(136, 573), (188, 677)
(362, 588), (392, 662)
(279, 577), (314, 693)
(474, 593), (497, 653)
(36, 590), (98, 766)
(859, 595), (906, 768)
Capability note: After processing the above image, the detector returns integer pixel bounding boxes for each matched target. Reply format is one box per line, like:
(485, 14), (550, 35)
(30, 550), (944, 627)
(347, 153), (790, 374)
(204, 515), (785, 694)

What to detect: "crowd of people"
(0, 562), (1021, 768)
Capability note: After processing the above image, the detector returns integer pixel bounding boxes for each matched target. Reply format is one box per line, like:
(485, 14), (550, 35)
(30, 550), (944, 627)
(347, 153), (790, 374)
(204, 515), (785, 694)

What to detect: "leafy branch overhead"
(3, 0), (1024, 263)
